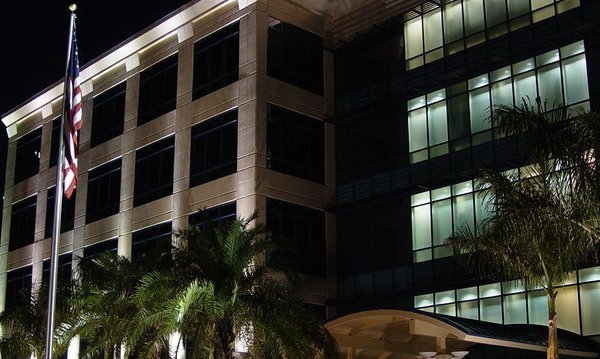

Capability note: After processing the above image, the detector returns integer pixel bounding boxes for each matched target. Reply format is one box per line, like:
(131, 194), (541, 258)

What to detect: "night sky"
(1, 0), (191, 116)
(0, 1), (191, 228)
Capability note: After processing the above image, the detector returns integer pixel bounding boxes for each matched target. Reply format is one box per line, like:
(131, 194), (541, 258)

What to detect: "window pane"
(409, 108), (428, 151)
(514, 71), (537, 107)
(503, 293), (527, 324)
(464, 0), (485, 35)
(508, 0), (530, 18)
(581, 282), (600, 335)
(453, 194), (474, 233)
(537, 63), (563, 107)
(474, 190), (493, 225)
(491, 78), (513, 107)
(436, 303), (456, 316)
(137, 54), (178, 125)
(562, 54), (589, 105)
(528, 291), (548, 325)
(432, 199), (452, 246)
(193, 22), (239, 99)
(443, 2), (463, 44)
(555, 286), (580, 334)
(91, 82), (126, 147)
(412, 204), (431, 250)
(427, 101), (447, 146)
(469, 87), (491, 133)
(448, 94), (470, 141)
(14, 128), (42, 183)
(267, 105), (324, 183)
(480, 297), (502, 323)
(485, 0), (507, 27)
(458, 301), (479, 320)
(405, 17), (423, 59)
(423, 9), (443, 52)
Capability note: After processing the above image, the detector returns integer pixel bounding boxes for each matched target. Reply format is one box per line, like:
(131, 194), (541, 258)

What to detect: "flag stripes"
(63, 25), (81, 199)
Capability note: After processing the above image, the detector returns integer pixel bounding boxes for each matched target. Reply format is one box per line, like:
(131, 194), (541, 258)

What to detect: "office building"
(1, 0), (599, 357)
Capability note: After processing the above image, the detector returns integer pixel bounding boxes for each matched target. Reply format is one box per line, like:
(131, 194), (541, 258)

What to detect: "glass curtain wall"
(404, 0), (581, 69)
(407, 40), (589, 163)
(414, 266), (600, 335)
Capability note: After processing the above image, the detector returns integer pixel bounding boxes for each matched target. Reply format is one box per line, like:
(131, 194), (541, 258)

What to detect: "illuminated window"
(407, 41), (589, 163)
(404, 0), (580, 70)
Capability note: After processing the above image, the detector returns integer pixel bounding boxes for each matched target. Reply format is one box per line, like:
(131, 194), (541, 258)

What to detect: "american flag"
(63, 24), (82, 199)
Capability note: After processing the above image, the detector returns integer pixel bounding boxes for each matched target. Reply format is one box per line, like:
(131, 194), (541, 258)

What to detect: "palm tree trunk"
(547, 291), (559, 359)
(213, 319), (235, 359)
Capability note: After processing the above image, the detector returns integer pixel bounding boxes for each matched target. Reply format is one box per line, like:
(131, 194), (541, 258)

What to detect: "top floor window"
(193, 22), (239, 100)
(268, 18), (323, 95)
(407, 40), (589, 163)
(14, 128), (42, 183)
(50, 118), (60, 168)
(137, 53), (178, 125)
(403, 0), (581, 70)
(91, 82), (126, 147)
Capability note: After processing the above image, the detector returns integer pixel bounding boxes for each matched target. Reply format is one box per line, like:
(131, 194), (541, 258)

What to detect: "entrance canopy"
(325, 310), (598, 358)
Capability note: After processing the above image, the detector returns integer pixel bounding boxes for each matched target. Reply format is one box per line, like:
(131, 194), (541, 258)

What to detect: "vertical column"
(324, 45), (337, 318)
(172, 38), (194, 237)
(118, 74), (140, 259)
(73, 97), (93, 262)
(236, 5), (266, 221)
(0, 140), (17, 313)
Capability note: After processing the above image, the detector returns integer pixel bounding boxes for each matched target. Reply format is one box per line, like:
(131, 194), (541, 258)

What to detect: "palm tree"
(134, 213), (339, 359)
(447, 99), (600, 359)
(59, 249), (174, 359)
(0, 280), (76, 359)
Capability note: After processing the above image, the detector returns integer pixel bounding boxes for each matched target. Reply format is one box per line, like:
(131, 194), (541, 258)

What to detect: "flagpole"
(45, 5), (77, 359)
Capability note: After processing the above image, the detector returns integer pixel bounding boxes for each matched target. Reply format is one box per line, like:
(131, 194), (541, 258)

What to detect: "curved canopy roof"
(325, 309), (598, 358)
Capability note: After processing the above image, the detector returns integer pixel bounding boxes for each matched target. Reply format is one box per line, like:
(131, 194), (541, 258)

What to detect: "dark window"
(50, 118), (60, 167)
(193, 22), (239, 100)
(83, 238), (118, 259)
(267, 19), (323, 94)
(91, 82), (126, 147)
(42, 253), (72, 284)
(189, 202), (236, 228)
(134, 136), (174, 207)
(45, 186), (76, 238)
(132, 222), (172, 263)
(14, 128), (42, 183)
(9, 196), (37, 251)
(137, 54), (178, 125)
(190, 109), (237, 187)
(266, 198), (325, 277)
(267, 104), (324, 183)
(86, 159), (121, 224)
(5, 266), (32, 311)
